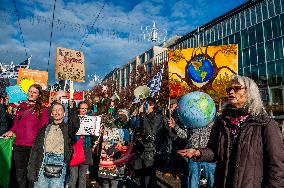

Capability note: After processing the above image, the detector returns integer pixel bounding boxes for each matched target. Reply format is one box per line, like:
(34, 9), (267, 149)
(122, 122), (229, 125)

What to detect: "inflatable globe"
(177, 91), (216, 129)
(188, 55), (214, 83)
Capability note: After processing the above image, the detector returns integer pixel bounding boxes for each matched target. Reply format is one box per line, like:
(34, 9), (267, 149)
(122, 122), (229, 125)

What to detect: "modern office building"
(169, 0), (284, 117)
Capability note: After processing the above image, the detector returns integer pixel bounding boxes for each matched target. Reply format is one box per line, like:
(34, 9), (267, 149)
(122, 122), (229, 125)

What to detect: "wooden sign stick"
(70, 80), (74, 100)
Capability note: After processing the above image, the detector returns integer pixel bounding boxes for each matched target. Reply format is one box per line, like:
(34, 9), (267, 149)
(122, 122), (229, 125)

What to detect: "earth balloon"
(177, 91), (216, 129)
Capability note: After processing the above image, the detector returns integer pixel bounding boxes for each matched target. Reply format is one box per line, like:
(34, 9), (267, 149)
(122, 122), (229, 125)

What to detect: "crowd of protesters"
(1, 75), (284, 188)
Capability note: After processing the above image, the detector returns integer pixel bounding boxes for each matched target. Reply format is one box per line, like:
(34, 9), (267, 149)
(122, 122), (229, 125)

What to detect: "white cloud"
(1, 0), (244, 90)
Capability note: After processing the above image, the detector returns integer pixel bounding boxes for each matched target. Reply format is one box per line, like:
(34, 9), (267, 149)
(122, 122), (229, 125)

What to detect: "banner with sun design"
(168, 44), (238, 100)
(17, 68), (48, 90)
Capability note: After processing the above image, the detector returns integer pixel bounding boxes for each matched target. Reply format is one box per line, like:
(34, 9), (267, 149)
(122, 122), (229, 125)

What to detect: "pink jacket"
(10, 102), (49, 146)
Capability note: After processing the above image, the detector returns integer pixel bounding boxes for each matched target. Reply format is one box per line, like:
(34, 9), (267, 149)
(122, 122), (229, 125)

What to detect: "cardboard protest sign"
(17, 68), (48, 90)
(76, 115), (101, 136)
(6, 85), (28, 103)
(55, 47), (85, 82)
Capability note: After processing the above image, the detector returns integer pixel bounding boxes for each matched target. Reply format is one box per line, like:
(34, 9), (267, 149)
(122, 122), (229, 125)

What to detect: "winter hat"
(118, 109), (130, 121)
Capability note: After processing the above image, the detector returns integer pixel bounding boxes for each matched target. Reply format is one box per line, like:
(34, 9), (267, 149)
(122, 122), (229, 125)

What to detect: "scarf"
(224, 105), (249, 142)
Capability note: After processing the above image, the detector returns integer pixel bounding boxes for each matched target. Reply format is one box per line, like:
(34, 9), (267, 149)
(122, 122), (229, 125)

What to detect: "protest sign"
(6, 85), (27, 103)
(17, 68), (48, 90)
(55, 47), (85, 82)
(49, 91), (84, 104)
(18, 79), (34, 93)
(99, 126), (133, 179)
(76, 115), (101, 136)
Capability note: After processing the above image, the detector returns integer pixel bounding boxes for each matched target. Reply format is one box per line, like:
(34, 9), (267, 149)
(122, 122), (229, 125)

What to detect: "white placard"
(76, 115), (101, 136)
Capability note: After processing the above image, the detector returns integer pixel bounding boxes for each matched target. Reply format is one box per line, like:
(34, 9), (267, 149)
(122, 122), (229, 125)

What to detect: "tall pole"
(197, 26), (200, 47)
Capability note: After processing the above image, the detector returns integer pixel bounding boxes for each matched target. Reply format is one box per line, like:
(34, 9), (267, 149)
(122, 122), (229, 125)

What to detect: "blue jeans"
(186, 160), (216, 188)
(34, 153), (66, 188)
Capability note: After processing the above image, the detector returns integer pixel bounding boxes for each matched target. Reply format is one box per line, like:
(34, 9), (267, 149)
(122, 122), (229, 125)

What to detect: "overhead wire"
(47, 0), (57, 72)
(79, 0), (107, 50)
(13, 0), (28, 57)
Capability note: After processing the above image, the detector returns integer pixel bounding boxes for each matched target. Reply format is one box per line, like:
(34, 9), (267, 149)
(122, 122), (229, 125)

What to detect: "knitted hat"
(118, 109), (130, 121)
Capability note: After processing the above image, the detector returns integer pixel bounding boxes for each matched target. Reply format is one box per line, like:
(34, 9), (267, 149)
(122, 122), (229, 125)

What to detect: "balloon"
(177, 91), (216, 129)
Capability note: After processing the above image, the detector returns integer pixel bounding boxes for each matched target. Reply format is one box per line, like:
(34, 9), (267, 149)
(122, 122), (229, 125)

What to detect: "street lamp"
(141, 21), (167, 43)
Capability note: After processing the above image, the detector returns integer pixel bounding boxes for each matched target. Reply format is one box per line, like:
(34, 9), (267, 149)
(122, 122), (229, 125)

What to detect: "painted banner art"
(168, 44), (238, 100)
(99, 124), (133, 179)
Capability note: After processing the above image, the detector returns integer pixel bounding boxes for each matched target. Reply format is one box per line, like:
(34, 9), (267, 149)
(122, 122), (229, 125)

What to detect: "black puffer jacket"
(133, 111), (171, 169)
(27, 109), (80, 182)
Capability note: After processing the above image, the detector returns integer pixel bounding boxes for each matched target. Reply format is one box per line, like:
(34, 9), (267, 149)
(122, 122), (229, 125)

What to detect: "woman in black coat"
(133, 97), (170, 188)
(176, 76), (284, 188)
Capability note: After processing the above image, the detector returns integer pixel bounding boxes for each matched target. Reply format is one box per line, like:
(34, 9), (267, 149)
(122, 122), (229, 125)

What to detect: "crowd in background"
(1, 75), (284, 188)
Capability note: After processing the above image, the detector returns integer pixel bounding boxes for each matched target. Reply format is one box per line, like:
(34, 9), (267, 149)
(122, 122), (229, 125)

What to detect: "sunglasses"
(79, 108), (88, 110)
(226, 86), (245, 93)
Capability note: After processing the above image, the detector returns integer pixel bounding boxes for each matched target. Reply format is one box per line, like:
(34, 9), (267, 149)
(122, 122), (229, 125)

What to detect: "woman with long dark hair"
(2, 84), (49, 188)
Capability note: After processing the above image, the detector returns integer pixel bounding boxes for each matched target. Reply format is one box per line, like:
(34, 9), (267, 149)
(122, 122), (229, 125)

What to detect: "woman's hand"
(2, 131), (14, 139)
(177, 148), (201, 158)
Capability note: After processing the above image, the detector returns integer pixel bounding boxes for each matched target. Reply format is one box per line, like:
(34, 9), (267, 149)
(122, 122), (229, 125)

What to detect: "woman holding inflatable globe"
(172, 76), (284, 188)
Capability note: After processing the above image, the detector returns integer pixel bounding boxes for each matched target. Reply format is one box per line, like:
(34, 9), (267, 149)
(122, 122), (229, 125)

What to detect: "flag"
(147, 69), (163, 97)
(0, 137), (15, 188)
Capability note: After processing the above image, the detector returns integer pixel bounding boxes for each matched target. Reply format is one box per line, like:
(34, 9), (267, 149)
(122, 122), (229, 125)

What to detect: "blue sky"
(0, 0), (245, 91)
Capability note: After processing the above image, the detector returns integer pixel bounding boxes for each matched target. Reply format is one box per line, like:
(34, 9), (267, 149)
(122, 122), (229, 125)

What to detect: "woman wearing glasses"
(175, 76), (284, 188)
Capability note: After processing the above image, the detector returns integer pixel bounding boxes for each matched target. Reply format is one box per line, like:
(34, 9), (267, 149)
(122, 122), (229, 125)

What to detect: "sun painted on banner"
(55, 47), (85, 82)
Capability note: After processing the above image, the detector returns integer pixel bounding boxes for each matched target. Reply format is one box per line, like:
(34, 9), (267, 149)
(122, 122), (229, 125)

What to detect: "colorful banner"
(6, 85), (28, 103)
(49, 91), (84, 104)
(55, 47), (85, 82)
(99, 125), (133, 179)
(168, 44), (238, 100)
(76, 115), (101, 136)
(17, 68), (48, 90)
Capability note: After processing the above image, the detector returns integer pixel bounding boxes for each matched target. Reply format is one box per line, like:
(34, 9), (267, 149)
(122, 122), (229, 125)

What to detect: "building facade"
(103, 46), (167, 91)
(169, 0), (284, 117)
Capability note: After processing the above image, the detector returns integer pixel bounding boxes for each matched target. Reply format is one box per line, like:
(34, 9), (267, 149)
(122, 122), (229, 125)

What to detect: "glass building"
(169, 0), (284, 117)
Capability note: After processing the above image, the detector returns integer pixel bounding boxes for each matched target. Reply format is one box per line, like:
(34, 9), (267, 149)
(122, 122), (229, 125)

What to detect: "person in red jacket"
(2, 84), (49, 188)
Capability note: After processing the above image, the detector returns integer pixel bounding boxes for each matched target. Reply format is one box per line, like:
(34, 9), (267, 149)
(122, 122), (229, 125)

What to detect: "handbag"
(43, 164), (63, 178)
(70, 136), (86, 167)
